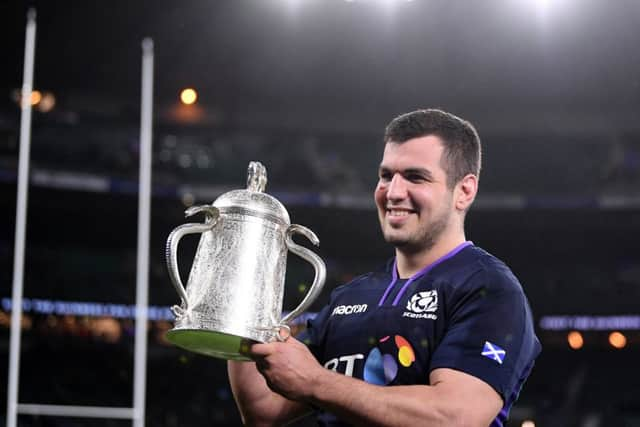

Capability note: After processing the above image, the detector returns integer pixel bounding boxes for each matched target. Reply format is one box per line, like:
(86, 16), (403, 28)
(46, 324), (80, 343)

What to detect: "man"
(228, 109), (541, 426)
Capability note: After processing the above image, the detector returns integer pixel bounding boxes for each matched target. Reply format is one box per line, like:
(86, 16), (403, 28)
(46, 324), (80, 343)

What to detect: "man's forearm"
(305, 368), (497, 427)
(240, 339), (500, 426)
(228, 360), (310, 426)
(306, 370), (449, 427)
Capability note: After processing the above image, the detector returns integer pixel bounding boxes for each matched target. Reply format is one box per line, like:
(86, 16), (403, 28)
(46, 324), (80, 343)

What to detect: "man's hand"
(235, 337), (502, 427)
(249, 336), (325, 402)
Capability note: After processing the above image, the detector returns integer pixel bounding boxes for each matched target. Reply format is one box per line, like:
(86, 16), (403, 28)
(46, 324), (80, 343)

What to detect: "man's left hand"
(249, 336), (325, 402)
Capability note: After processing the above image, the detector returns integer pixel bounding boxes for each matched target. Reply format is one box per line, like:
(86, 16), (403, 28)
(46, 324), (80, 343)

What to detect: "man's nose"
(387, 174), (408, 201)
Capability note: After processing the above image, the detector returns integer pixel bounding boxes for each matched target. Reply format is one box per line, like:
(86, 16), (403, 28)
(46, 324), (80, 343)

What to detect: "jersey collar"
(377, 241), (473, 307)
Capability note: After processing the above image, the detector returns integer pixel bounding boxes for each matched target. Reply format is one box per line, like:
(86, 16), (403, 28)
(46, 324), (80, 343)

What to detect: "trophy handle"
(280, 224), (327, 328)
(165, 205), (220, 317)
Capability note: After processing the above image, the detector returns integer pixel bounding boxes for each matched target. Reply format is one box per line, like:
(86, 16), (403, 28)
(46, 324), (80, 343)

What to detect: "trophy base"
(165, 329), (252, 361)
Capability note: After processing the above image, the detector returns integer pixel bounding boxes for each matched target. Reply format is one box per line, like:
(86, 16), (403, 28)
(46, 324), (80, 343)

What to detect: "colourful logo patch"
(363, 335), (415, 385)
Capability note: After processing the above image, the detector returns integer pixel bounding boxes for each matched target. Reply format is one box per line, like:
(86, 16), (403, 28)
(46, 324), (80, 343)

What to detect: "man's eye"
(379, 172), (392, 181)
(406, 174), (426, 182)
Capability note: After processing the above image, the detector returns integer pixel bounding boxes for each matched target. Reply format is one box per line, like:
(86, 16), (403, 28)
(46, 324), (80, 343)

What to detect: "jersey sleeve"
(296, 280), (357, 361)
(296, 302), (332, 361)
(429, 267), (541, 402)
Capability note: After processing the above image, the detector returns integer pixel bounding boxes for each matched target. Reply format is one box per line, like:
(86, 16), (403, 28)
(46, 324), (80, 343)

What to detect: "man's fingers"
(248, 336), (303, 361)
(248, 342), (276, 358)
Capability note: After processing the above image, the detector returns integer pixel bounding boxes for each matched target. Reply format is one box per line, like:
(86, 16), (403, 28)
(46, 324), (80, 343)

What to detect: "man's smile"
(386, 206), (416, 216)
(385, 207), (417, 226)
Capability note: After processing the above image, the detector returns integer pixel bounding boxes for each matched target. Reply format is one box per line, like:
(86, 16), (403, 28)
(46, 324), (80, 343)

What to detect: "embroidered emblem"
(402, 290), (438, 320)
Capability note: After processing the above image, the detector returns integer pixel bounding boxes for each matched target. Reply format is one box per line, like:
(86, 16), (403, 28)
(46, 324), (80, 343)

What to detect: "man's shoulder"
(442, 245), (523, 294)
(329, 261), (393, 297)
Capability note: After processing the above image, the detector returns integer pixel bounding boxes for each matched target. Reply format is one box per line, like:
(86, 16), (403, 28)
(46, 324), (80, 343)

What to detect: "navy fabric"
(301, 244), (541, 427)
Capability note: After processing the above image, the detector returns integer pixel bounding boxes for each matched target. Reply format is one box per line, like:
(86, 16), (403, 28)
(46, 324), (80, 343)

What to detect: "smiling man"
(228, 109), (541, 427)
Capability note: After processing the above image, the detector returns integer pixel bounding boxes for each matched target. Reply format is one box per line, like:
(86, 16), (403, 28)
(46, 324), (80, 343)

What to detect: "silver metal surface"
(165, 161), (326, 359)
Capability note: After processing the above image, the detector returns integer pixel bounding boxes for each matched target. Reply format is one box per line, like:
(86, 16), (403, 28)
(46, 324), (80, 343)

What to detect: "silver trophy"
(165, 161), (326, 360)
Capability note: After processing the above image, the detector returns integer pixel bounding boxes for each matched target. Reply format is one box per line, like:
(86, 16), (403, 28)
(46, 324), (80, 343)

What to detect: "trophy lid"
(212, 161), (291, 225)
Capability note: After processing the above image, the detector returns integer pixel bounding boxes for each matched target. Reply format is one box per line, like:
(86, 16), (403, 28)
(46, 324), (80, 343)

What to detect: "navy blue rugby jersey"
(302, 242), (541, 427)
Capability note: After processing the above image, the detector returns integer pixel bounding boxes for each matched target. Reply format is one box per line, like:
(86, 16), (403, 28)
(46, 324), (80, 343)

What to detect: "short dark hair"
(384, 109), (482, 188)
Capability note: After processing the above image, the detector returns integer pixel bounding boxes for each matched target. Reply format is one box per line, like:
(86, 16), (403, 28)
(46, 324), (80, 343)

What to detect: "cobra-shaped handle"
(280, 224), (327, 328)
(165, 205), (219, 317)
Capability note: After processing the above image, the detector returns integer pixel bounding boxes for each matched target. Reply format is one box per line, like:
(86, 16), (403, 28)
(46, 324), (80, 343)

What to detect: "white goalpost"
(6, 10), (154, 427)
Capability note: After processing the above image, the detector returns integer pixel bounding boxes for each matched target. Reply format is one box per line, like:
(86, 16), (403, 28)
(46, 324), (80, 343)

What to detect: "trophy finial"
(247, 161), (267, 193)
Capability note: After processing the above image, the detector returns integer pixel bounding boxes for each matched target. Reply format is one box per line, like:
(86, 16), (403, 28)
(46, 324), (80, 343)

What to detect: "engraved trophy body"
(165, 162), (326, 360)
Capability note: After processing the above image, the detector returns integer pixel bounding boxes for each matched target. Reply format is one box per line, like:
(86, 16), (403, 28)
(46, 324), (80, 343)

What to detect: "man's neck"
(395, 234), (467, 279)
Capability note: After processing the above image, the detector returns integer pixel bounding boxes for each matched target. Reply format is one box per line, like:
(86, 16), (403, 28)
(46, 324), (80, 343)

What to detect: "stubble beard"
(380, 200), (453, 255)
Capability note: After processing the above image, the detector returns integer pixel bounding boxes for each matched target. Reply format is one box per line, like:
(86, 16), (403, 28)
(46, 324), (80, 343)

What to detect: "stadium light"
(37, 91), (56, 112)
(30, 90), (42, 105)
(567, 331), (583, 350)
(180, 88), (198, 105)
(342, 0), (416, 3)
(609, 331), (627, 349)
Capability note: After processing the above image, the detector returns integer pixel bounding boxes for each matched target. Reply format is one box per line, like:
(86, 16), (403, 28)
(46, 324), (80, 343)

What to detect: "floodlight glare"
(609, 331), (627, 349)
(533, 0), (553, 13)
(180, 88), (198, 105)
(567, 331), (583, 350)
(37, 92), (56, 112)
(30, 90), (42, 106)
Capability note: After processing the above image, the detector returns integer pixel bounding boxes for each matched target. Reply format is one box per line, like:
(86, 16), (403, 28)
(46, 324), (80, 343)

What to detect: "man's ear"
(455, 174), (478, 211)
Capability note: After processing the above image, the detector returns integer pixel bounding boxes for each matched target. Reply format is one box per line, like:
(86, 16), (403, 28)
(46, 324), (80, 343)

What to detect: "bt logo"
(322, 335), (416, 385)
(324, 354), (364, 377)
(363, 335), (415, 385)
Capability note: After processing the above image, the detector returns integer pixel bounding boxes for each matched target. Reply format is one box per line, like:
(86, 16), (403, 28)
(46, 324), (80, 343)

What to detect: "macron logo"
(331, 304), (368, 316)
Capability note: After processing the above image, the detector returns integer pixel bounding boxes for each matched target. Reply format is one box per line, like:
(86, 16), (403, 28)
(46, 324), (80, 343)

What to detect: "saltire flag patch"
(481, 341), (506, 365)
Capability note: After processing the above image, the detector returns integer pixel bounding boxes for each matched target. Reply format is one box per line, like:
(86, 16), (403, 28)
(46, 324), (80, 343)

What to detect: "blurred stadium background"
(2, 0), (640, 426)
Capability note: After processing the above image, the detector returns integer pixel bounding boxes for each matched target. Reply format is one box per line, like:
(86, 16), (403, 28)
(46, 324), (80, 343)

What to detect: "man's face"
(374, 135), (455, 253)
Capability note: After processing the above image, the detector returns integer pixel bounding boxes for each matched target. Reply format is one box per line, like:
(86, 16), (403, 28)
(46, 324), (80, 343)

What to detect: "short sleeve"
(296, 303), (332, 361)
(429, 269), (541, 402)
